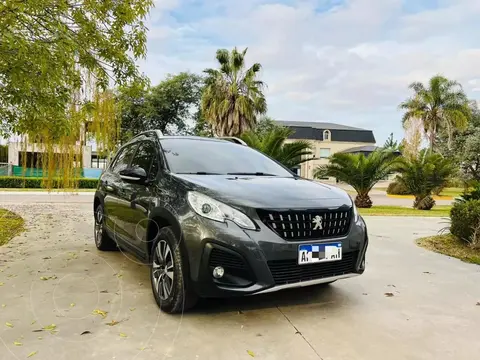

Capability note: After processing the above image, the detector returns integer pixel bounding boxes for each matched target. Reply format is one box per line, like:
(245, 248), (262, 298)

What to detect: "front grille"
(257, 208), (352, 240)
(268, 251), (358, 285)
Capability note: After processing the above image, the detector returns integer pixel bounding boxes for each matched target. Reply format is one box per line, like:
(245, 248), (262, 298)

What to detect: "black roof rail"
(215, 136), (248, 146)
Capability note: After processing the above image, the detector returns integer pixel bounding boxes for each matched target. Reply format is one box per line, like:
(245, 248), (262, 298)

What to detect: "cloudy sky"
(138, 0), (480, 144)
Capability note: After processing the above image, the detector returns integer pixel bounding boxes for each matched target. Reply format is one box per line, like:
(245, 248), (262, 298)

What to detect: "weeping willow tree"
(0, 0), (153, 189)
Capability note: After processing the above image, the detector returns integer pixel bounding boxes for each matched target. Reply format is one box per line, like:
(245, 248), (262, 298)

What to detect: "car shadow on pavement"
(190, 283), (356, 314)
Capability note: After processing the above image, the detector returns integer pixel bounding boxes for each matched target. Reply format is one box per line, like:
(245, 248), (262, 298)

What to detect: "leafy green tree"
(201, 47), (267, 137)
(240, 126), (313, 169)
(383, 133), (400, 151)
(313, 151), (400, 208)
(0, 0), (153, 137)
(436, 103), (480, 182)
(395, 150), (457, 210)
(399, 75), (471, 151)
(117, 72), (204, 141)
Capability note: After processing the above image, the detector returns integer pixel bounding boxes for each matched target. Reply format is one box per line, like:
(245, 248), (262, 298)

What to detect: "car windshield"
(160, 138), (294, 177)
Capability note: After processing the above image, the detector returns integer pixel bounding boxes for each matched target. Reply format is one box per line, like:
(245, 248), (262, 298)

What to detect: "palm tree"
(313, 151), (400, 208)
(395, 149), (457, 210)
(399, 75), (470, 151)
(241, 126), (313, 169)
(201, 47), (267, 137)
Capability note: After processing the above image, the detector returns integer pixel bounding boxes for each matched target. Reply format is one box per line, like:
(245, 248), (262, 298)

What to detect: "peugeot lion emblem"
(312, 215), (323, 230)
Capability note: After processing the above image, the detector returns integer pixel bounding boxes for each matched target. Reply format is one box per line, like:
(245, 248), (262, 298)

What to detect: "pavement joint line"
(276, 306), (324, 360)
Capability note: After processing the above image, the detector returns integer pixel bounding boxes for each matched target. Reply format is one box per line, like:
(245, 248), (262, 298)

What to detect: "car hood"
(172, 174), (352, 209)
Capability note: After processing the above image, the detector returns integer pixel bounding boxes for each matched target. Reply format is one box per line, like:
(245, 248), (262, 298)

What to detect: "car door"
(122, 140), (160, 252)
(102, 143), (139, 242)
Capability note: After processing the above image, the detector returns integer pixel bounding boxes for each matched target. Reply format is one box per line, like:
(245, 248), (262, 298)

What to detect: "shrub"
(458, 182), (480, 202)
(450, 200), (480, 247)
(386, 180), (411, 195)
(0, 177), (98, 189)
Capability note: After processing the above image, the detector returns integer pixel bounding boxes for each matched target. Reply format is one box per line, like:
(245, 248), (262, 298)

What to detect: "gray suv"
(93, 130), (368, 313)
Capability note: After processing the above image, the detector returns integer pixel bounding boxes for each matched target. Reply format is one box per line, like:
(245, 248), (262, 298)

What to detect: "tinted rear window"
(160, 138), (293, 177)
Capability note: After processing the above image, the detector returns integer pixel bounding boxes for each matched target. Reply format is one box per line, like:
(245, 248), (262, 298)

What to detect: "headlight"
(350, 196), (359, 222)
(187, 191), (256, 230)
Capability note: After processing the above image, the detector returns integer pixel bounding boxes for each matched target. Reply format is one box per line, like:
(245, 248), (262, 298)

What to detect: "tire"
(150, 226), (198, 313)
(94, 203), (118, 251)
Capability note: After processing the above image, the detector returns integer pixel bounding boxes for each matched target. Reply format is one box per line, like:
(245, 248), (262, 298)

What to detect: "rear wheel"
(150, 226), (198, 313)
(94, 203), (118, 251)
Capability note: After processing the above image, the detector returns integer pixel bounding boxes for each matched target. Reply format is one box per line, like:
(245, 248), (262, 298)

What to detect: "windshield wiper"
(227, 172), (278, 176)
(177, 172), (222, 175)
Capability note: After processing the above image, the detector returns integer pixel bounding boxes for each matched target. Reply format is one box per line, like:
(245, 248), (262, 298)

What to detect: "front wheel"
(150, 226), (197, 313)
(94, 203), (118, 251)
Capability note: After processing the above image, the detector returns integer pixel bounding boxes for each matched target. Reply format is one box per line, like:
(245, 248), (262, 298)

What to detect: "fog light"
(212, 266), (224, 279)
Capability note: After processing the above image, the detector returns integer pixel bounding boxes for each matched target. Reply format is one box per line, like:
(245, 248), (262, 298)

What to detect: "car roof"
(126, 131), (247, 146)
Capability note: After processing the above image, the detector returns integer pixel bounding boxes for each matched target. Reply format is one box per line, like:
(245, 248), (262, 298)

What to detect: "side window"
(130, 141), (158, 179)
(111, 145), (137, 174)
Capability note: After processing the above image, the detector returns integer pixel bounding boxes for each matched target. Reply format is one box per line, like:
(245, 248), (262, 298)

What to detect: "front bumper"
(180, 214), (368, 298)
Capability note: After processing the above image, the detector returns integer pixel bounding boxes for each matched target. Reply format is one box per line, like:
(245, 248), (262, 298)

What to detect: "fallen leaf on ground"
(80, 331), (91, 335)
(129, 307), (136, 311)
(247, 350), (255, 357)
(92, 309), (108, 318)
(476, 302), (480, 306)
(40, 276), (57, 281)
(387, 284), (396, 288)
(423, 271), (432, 274)
(27, 351), (37, 358)
(42, 324), (57, 333)
(70, 303), (75, 307)
(13, 341), (22, 346)
(139, 346), (146, 351)
(5, 322), (13, 328)
(0, 282), (4, 286)
(362, 293), (368, 295)
(1, 304), (5, 308)
(100, 290), (108, 293)
(31, 320), (36, 325)
(119, 333), (127, 338)
(106, 320), (119, 326)
(384, 292), (394, 297)
(37, 336), (42, 340)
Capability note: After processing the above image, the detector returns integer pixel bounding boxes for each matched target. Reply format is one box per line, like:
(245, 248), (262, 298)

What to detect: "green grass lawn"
(359, 205), (452, 217)
(0, 188), (96, 192)
(416, 234), (480, 265)
(0, 208), (25, 246)
(376, 187), (466, 198)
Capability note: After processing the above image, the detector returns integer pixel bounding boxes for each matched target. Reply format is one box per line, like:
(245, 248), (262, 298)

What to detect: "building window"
(319, 148), (331, 158)
(323, 130), (331, 141)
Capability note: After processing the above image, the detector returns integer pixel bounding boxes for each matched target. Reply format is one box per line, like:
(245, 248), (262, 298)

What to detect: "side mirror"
(119, 167), (147, 183)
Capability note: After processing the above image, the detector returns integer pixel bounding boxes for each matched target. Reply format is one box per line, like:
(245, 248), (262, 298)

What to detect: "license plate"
(298, 242), (342, 265)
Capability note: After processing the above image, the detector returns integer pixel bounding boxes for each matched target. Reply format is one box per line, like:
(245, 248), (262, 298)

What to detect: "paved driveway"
(0, 201), (479, 360)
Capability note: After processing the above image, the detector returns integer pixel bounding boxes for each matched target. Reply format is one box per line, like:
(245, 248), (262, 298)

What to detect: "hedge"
(450, 200), (480, 244)
(0, 176), (99, 189)
(386, 181), (410, 195)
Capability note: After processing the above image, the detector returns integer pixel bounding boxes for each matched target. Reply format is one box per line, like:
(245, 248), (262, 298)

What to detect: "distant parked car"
(93, 131), (368, 313)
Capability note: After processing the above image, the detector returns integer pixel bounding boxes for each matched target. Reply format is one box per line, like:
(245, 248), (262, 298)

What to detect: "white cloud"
(139, 0), (480, 143)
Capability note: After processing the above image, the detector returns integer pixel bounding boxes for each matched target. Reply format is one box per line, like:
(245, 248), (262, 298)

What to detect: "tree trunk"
(355, 193), (372, 208)
(413, 195), (435, 210)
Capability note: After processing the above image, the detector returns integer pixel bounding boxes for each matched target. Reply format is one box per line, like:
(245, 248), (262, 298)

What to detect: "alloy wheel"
(94, 206), (103, 246)
(152, 240), (174, 301)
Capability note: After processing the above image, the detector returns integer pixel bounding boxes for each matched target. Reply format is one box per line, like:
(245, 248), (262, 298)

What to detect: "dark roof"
(341, 145), (379, 153)
(341, 145), (402, 155)
(276, 120), (376, 143)
(276, 120), (365, 131)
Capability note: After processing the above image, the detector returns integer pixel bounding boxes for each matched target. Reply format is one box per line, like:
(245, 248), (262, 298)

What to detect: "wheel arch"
(147, 208), (184, 262)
